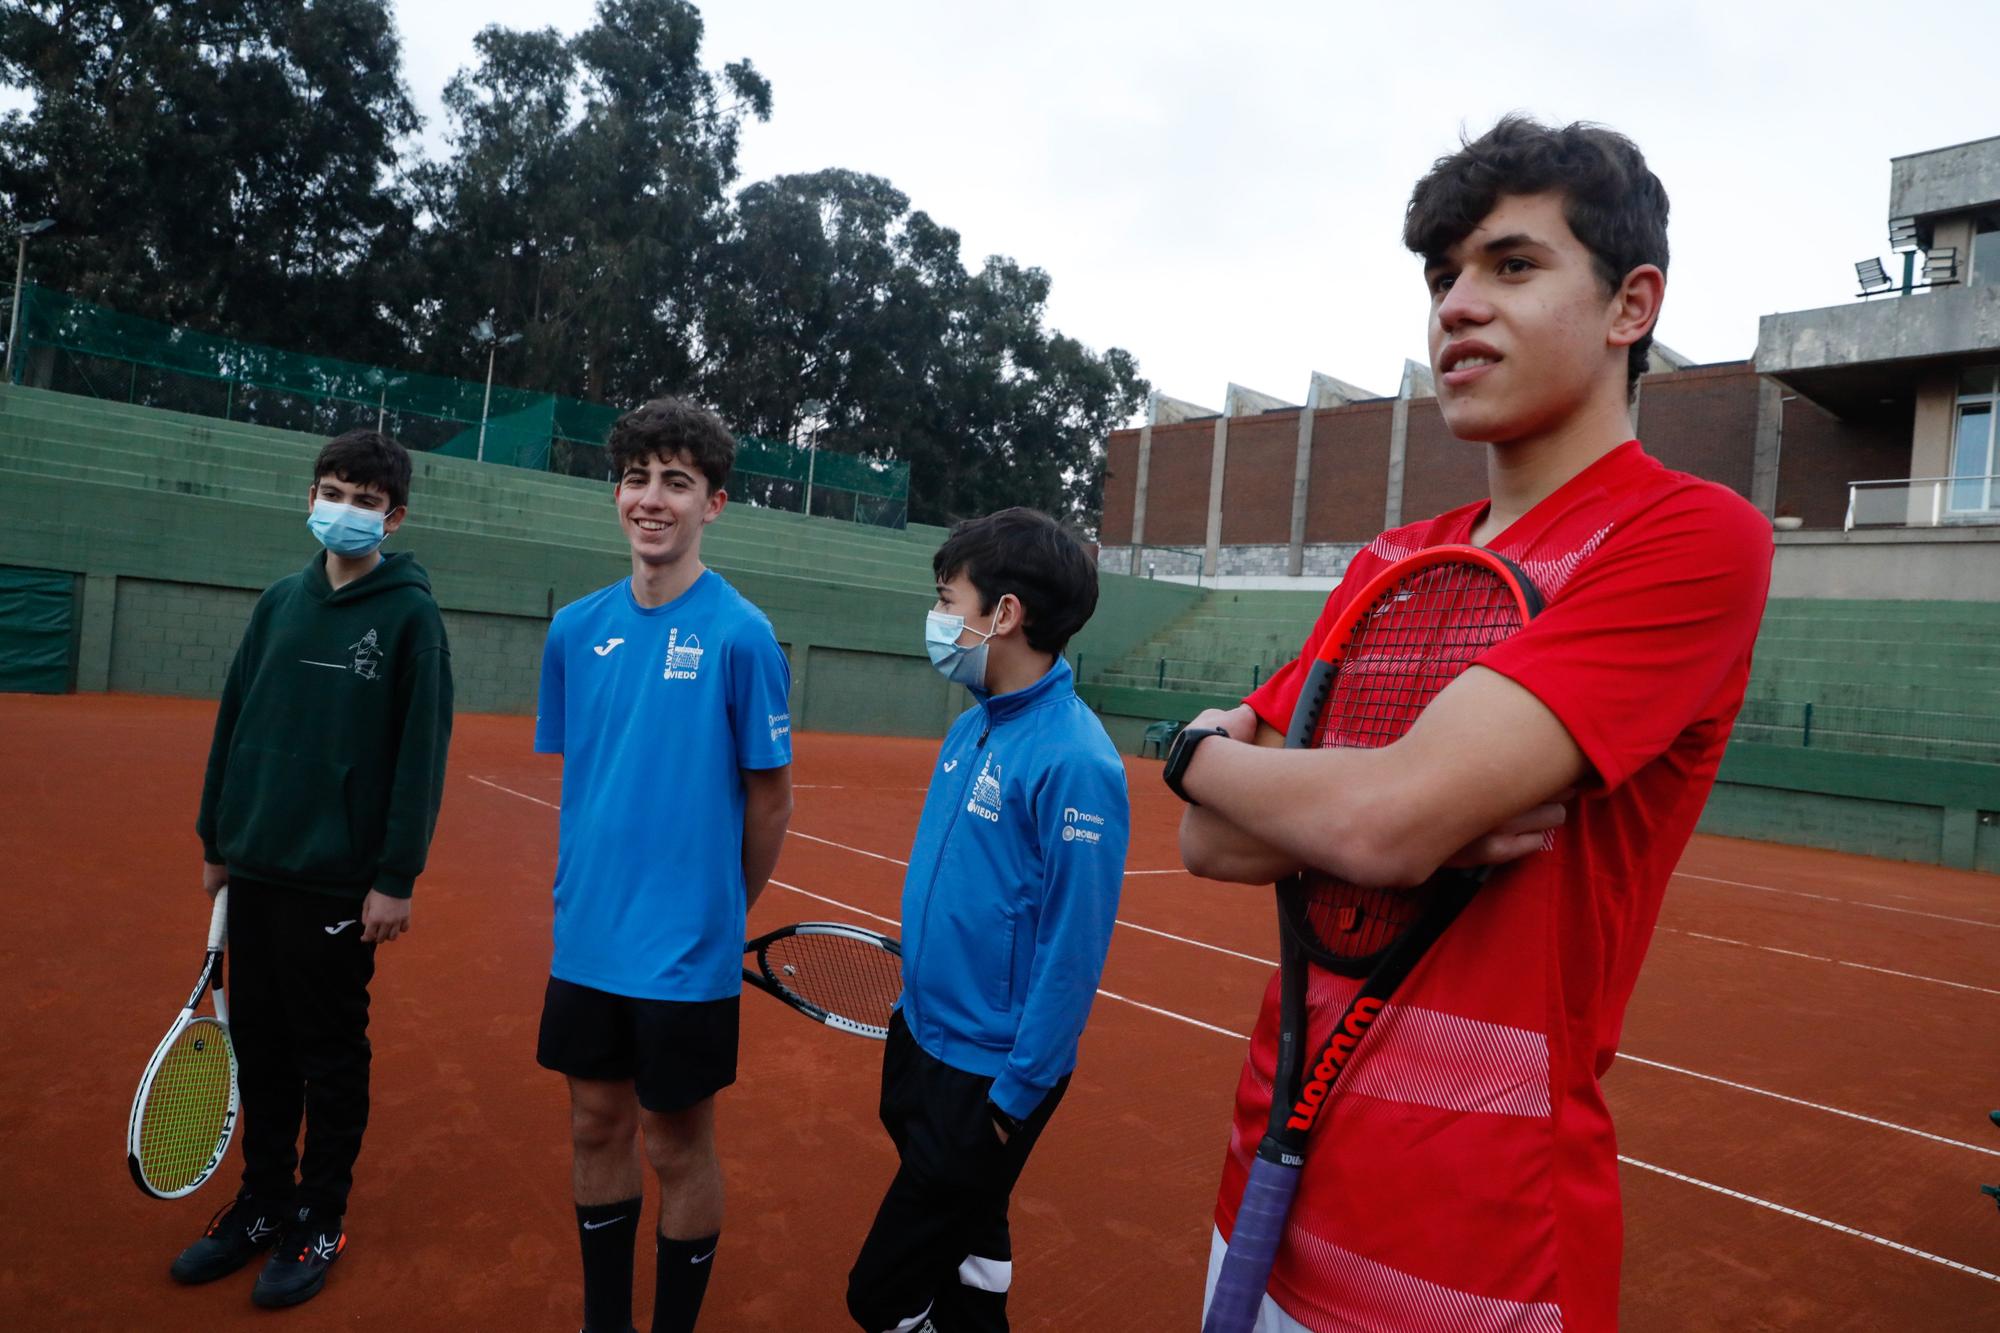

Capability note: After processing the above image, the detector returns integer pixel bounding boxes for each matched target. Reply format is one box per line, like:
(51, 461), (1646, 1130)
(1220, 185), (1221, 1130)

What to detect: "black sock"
(576, 1197), (641, 1333)
(652, 1231), (719, 1333)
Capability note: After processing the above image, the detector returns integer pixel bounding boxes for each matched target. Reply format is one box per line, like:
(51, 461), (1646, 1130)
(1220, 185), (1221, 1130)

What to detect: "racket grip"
(1203, 1157), (1299, 1333)
(207, 885), (229, 950)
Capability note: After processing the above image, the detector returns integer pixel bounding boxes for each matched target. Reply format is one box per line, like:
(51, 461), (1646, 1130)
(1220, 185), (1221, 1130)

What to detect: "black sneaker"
(251, 1206), (345, 1308)
(169, 1195), (285, 1284)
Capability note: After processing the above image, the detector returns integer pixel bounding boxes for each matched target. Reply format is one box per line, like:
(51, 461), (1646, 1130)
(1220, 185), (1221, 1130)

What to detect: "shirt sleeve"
(989, 747), (1131, 1120)
(1476, 486), (1773, 792)
(729, 622), (793, 771)
(533, 614), (566, 755)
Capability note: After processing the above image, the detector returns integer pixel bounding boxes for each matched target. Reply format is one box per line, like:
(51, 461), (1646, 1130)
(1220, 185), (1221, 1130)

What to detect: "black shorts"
(535, 977), (740, 1113)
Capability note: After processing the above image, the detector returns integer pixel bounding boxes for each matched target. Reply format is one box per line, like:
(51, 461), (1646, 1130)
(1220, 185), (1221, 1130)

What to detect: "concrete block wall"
(0, 388), (1200, 742)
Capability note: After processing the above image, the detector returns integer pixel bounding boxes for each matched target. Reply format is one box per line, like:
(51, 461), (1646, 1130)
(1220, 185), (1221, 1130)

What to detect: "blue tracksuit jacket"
(897, 657), (1131, 1119)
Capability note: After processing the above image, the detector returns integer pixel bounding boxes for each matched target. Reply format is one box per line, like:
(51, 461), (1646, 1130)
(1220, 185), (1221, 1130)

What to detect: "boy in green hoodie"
(174, 429), (453, 1310)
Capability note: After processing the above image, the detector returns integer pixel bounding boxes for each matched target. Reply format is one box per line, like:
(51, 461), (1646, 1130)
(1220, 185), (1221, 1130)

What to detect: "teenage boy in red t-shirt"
(1170, 117), (1772, 1331)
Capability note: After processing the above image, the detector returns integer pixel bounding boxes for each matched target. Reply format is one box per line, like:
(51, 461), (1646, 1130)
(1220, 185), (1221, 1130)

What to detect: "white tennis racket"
(127, 887), (240, 1199)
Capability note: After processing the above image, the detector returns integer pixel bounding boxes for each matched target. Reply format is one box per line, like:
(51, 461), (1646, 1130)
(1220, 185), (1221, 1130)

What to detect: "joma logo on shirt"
(1285, 996), (1385, 1132)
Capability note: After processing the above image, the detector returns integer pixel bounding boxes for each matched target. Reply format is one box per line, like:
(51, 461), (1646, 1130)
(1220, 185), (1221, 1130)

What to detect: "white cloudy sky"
(97, 3), (2000, 410)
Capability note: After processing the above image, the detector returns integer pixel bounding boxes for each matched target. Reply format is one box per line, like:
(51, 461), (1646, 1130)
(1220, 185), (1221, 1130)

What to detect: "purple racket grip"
(1203, 1157), (1300, 1333)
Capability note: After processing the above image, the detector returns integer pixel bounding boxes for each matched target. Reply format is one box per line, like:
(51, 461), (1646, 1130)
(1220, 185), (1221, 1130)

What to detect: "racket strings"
(136, 1018), (234, 1192)
(1296, 562), (1527, 967)
(761, 934), (903, 1031)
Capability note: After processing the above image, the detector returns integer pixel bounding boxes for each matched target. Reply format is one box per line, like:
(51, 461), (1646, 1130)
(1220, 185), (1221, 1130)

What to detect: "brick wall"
(1219, 413), (1300, 545)
(1777, 397), (1911, 529)
(1140, 419), (1215, 546)
(1399, 399), (1487, 522)
(1306, 403), (1394, 542)
(1096, 365), (1824, 551)
(1101, 431), (1139, 545)
(1637, 363), (1760, 496)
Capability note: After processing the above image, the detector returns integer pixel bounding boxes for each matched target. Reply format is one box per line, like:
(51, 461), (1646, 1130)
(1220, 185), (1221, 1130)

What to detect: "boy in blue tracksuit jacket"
(847, 508), (1131, 1333)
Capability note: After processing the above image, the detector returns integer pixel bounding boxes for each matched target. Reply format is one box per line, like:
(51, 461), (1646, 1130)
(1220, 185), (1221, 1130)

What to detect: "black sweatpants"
(227, 876), (377, 1216)
(846, 1011), (1068, 1333)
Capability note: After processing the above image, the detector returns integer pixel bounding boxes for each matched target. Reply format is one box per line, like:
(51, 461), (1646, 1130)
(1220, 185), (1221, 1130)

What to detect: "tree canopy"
(0, 0), (1145, 527)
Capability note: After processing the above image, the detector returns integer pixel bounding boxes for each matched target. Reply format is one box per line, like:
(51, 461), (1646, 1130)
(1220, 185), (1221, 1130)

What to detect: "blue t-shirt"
(534, 570), (793, 1000)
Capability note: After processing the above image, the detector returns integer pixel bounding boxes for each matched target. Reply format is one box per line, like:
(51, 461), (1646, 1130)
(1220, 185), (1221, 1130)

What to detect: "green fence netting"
(8, 284), (909, 527)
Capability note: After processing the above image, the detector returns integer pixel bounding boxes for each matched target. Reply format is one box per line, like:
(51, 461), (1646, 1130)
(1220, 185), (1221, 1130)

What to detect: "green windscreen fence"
(0, 566), (75, 693)
(9, 284), (910, 527)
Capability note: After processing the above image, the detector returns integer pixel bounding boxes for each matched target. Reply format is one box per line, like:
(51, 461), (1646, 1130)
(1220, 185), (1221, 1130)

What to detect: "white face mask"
(924, 609), (993, 689)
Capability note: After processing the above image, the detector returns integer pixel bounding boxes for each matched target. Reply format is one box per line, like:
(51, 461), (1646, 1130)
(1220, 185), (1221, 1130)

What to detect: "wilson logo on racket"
(1285, 996), (1384, 1131)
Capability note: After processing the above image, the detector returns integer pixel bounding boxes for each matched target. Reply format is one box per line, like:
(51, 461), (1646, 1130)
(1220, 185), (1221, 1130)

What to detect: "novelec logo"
(1286, 996), (1385, 1132)
(1061, 807), (1104, 844)
(966, 753), (1002, 822)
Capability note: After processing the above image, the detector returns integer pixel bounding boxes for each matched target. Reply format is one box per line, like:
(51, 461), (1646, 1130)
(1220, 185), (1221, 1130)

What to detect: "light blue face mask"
(307, 500), (389, 557)
(925, 609), (994, 689)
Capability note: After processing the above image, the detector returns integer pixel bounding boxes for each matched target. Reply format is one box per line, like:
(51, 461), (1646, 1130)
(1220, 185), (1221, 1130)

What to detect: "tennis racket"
(743, 922), (903, 1040)
(128, 887), (240, 1199)
(1204, 544), (1544, 1332)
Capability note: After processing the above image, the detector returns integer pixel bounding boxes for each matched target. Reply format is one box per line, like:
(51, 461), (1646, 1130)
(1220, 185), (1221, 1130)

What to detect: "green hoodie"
(197, 551), (454, 900)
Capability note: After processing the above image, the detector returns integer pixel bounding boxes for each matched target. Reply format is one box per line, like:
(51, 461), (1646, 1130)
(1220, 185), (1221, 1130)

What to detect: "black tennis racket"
(743, 922), (903, 1040)
(128, 887), (239, 1199)
(1205, 544), (1544, 1332)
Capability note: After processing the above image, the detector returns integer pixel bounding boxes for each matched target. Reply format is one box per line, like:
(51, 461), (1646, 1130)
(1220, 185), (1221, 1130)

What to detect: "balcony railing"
(1843, 475), (2000, 531)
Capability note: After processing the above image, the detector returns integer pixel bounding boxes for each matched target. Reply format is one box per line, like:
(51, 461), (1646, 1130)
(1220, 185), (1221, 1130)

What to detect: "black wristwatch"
(1163, 725), (1231, 805)
(986, 1100), (1023, 1138)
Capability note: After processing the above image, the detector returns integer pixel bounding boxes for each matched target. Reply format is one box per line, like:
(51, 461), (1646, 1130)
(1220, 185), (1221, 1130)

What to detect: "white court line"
(780, 824), (2000, 1162)
(1673, 870), (2000, 931)
(785, 829), (1275, 965)
(471, 775), (557, 809)
(1618, 1056), (2000, 1158)
(765, 880), (1249, 1042)
(471, 772), (2000, 1278)
(1662, 927), (2000, 998)
(1618, 1156), (2000, 1285)
(788, 829), (908, 867)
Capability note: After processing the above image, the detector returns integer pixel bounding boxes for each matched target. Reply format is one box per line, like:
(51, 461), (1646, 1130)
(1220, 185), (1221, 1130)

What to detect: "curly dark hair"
(313, 430), (412, 510)
(1404, 116), (1670, 395)
(932, 507), (1099, 655)
(607, 397), (736, 491)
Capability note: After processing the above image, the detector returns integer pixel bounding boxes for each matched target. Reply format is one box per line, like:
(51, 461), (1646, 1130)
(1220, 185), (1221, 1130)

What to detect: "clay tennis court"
(2, 692), (1995, 1330)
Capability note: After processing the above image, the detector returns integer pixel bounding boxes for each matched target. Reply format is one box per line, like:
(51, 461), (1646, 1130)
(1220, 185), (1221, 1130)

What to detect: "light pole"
(5, 218), (56, 385)
(364, 369), (408, 433)
(799, 398), (825, 518)
(472, 318), (523, 463)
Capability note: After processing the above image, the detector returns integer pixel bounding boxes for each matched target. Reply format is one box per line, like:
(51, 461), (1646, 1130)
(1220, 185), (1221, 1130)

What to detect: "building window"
(1953, 367), (1999, 513)
(1974, 216), (2000, 286)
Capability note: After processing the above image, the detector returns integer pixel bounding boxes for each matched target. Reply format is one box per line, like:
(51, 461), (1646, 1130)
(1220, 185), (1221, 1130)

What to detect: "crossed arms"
(1177, 665), (1585, 888)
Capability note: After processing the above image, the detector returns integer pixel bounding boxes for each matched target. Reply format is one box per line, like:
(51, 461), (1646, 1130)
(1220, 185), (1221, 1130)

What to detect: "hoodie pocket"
(982, 913), (1018, 1013)
(217, 745), (361, 879)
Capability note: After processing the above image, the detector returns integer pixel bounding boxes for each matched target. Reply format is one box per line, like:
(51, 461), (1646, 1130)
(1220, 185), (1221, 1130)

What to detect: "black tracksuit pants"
(846, 1010), (1069, 1333)
(227, 876), (377, 1216)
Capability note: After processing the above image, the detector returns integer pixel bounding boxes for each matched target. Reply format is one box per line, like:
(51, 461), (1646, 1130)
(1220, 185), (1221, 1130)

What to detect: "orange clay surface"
(1, 693), (1996, 1330)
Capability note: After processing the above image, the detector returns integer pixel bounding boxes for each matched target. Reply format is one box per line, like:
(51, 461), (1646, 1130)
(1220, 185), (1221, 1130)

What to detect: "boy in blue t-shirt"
(533, 398), (793, 1333)
(846, 508), (1131, 1333)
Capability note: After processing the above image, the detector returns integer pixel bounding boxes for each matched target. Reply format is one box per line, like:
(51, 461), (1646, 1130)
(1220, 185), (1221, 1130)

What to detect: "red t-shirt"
(1217, 441), (1772, 1331)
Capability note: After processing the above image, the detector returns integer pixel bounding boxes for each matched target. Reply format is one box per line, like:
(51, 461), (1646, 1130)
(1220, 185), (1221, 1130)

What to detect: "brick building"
(1100, 134), (2000, 595)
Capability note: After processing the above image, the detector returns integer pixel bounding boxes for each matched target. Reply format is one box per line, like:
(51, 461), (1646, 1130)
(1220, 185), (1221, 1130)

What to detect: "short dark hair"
(314, 430), (412, 510)
(607, 397), (735, 491)
(932, 507), (1099, 655)
(1403, 116), (1669, 394)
